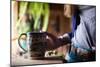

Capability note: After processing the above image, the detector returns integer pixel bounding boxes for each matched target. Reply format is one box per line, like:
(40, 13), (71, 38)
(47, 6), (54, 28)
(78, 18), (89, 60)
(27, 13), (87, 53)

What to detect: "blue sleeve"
(68, 12), (80, 39)
(66, 6), (96, 62)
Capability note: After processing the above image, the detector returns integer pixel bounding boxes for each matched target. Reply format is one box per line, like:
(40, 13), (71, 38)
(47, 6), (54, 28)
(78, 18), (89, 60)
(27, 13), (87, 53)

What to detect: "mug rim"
(27, 31), (46, 34)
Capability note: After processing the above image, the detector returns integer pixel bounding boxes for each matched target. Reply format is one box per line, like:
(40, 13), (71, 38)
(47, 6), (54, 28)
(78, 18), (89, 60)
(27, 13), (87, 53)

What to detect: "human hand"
(45, 32), (62, 50)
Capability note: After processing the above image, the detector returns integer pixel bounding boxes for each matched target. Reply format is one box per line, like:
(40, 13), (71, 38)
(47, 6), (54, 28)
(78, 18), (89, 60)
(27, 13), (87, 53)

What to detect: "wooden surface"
(11, 55), (63, 66)
(11, 39), (69, 66)
(11, 39), (64, 66)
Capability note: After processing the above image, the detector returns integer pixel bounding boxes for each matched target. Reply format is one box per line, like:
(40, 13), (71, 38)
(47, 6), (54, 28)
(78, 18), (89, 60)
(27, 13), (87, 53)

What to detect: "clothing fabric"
(68, 8), (80, 39)
(65, 5), (96, 62)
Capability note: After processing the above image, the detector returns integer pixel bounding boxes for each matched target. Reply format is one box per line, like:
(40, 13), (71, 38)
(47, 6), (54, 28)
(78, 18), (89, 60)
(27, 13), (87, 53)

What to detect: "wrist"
(58, 34), (71, 45)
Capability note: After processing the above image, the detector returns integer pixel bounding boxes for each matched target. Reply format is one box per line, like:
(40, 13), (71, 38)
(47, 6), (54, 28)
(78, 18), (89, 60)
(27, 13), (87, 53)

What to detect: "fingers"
(45, 32), (63, 50)
(45, 32), (57, 40)
(45, 37), (54, 50)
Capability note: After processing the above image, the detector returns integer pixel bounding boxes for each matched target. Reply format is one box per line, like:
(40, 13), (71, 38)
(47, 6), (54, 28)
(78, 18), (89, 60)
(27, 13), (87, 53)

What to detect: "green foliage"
(17, 2), (50, 35)
(19, 1), (28, 18)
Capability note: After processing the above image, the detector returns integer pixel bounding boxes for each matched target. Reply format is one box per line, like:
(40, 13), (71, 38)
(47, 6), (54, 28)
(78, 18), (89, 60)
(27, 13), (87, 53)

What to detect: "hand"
(45, 32), (62, 50)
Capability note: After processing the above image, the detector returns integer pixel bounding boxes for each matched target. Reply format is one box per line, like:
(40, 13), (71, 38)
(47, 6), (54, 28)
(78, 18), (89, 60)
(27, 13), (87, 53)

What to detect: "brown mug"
(18, 32), (49, 59)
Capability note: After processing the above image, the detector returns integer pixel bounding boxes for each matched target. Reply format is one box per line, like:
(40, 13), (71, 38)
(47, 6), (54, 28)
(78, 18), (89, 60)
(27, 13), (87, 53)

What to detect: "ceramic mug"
(18, 32), (48, 59)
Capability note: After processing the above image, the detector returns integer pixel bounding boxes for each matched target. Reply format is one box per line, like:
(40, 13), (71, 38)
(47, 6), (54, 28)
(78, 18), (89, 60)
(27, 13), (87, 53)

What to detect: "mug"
(18, 32), (48, 59)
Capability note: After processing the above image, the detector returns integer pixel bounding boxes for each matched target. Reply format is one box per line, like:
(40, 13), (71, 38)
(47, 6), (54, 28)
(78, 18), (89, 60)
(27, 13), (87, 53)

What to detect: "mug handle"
(18, 33), (27, 53)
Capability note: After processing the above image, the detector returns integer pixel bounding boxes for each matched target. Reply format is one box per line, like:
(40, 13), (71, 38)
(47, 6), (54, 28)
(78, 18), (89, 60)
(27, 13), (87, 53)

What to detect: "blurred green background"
(16, 1), (50, 35)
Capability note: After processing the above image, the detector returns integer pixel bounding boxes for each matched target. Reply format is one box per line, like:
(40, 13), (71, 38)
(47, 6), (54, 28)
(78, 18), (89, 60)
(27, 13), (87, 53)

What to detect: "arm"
(46, 32), (71, 50)
(66, 6), (96, 62)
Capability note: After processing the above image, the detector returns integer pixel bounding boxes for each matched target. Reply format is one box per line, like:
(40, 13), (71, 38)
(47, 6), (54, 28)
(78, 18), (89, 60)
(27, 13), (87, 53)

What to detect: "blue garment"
(68, 11), (80, 39)
(66, 6), (96, 62)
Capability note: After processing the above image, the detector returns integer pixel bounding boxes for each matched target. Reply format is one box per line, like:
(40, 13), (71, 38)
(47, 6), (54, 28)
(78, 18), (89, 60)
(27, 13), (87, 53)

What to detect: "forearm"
(46, 33), (71, 50)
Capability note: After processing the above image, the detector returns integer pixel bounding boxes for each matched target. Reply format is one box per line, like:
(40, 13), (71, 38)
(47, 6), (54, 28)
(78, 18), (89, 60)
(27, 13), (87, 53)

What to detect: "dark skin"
(45, 25), (94, 61)
(45, 5), (95, 61)
(45, 5), (76, 51)
(45, 32), (71, 51)
(45, 32), (63, 50)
